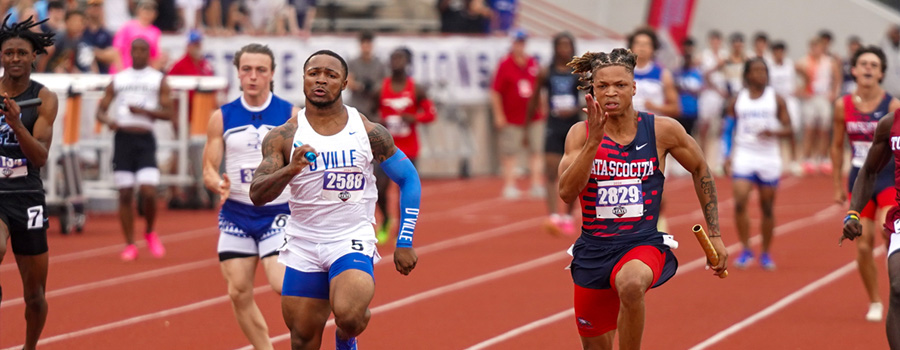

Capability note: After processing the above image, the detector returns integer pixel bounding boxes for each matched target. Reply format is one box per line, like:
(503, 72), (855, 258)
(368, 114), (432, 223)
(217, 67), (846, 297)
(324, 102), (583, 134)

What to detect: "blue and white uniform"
(279, 106), (382, 299)
(217, 93), (293, 261)
(633, 63), (665, 113)
(732, 87), (783, 186)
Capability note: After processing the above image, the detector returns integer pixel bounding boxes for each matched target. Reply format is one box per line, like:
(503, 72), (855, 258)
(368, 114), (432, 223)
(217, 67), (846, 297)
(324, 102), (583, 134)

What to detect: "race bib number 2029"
(595, 178), (644, 219)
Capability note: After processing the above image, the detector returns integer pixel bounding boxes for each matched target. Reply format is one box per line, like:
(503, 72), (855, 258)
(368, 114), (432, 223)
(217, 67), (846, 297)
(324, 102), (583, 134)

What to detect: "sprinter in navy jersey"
(0, 16), (59, 350)
(202, 43), (297, 350)
(560, 48), (727, 349)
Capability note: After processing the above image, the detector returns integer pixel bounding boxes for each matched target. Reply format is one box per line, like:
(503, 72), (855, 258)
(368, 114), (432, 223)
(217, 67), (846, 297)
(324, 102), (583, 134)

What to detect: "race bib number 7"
(595, 178), (644, 219)
(321, 168), (365, 202)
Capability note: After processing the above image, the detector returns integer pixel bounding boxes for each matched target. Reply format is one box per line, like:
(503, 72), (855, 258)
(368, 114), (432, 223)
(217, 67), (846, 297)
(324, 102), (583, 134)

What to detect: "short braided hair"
(0, 15), (54, 55)
(567, 48), (637, 91)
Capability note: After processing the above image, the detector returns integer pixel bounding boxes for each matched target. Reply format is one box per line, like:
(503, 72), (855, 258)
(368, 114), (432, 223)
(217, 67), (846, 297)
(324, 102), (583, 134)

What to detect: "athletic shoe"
(543, 214), (563, 236)
(376, 220), (391, 246)
(866, 302), (884, 322)
(734, 249), (754, 269)
(529, 185), (547, 199)
(502, 186), (521, 200)
(145, 232), (166, 258)
(759, 252), (776, 270)
(336, 333), (358, 350)
(801, 161), (817, 176)
(560, 215), (577, 236)
(120, 244), (138, 261)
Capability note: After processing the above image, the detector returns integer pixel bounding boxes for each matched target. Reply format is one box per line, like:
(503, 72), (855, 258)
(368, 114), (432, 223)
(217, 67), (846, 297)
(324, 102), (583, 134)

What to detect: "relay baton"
(692, 224), (729, 279)
(0, 97), (41, 111)
(292, 140), (317, 163)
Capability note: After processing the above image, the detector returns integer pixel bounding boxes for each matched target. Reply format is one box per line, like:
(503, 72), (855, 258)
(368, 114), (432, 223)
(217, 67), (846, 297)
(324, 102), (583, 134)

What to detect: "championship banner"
(160, 34), (622, 106)
(646, 0), (696, 52)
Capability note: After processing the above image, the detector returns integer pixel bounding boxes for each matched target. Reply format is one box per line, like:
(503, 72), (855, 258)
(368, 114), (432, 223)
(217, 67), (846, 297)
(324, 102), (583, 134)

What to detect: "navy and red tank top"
(580, 112), (664, 237)
(845, 93), (894, 168)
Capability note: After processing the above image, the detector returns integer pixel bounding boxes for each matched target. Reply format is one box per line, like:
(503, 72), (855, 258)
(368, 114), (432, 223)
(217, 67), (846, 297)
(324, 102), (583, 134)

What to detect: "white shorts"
(113, 168), (161, 188)
(278, 230), (382, 273)
(802, 95), (833, 129)
(217, 216), (287, 261)
(784, 96), (801, 135)
(732, 149), (782, 186)
(890, 233), (900, 259)
(698, 91), (725, 121)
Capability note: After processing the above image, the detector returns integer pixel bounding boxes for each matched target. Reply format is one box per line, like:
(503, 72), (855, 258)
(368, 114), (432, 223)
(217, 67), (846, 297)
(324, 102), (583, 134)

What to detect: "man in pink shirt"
(111, 0), (166, 73)
(490, 30), (545, 200)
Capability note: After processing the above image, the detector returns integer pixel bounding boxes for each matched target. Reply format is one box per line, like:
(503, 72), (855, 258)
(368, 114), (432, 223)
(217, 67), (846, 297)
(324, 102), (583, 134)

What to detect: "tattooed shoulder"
(367, 122), (397, 162)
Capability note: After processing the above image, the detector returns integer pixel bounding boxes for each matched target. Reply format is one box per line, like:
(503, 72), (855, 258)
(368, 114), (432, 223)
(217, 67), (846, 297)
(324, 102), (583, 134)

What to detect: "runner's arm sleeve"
(381, 149), (421, 248)
(721, 116), (736, 158)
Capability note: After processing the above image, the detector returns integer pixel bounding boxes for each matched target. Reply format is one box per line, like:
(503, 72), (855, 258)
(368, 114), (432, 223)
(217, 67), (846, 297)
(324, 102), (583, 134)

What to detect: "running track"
(0, 175), (890, 349)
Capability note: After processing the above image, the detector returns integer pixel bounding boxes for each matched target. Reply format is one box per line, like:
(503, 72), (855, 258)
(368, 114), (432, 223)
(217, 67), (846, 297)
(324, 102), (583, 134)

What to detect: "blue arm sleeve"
(721, 116), (736, 158)
(380, 149), (421, 248)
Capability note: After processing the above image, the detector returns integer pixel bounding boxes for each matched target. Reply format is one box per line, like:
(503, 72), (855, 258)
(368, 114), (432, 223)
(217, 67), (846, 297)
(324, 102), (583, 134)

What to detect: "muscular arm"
(661, 117), (721, 235)
(849, 113), (895, 213)
(202, 109), (225, 192)
(249, 121), (300, 206)
(526, 68), (548, 121)
(558, 121), (595, 204)
(8, 88), (59, 168)
(96, 83), (116, 126)
(365, 117), (398, 161)
(831, 98), (846, 199)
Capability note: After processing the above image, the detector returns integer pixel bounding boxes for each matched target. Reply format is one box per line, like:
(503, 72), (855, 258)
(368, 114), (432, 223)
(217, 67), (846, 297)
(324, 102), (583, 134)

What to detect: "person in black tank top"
(0, 15), (59, 350)
(527, 32), (582, 236)
(559, 48), (728, 348)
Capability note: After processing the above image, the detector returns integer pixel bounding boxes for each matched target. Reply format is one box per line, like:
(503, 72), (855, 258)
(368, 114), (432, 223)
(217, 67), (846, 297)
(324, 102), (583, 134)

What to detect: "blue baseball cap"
(188, 30), (202, 44)
(511, 29), (528, 42)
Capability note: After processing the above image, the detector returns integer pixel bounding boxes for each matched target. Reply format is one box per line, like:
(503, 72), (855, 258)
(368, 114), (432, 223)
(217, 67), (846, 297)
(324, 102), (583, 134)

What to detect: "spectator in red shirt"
(166, 29), (214, 209)
(490, 29), (544, 199)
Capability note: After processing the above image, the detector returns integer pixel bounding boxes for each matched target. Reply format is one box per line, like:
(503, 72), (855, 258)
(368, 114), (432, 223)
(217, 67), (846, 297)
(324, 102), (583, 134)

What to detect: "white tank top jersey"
(768, 58), (797, 98)
(224, 94), (291, 206)
(287, 106), (378, 243)
(734, 87), (781, 158)
(808, 55), (834, 96)
(112, 67), (163, 130)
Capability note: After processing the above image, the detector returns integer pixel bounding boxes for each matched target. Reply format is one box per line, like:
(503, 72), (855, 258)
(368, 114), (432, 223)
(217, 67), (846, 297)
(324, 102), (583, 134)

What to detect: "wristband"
(844, 214), (860, 224)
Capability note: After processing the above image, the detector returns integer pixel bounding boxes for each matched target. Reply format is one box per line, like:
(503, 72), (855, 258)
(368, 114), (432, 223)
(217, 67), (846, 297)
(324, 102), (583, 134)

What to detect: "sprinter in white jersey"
(97, 38), (172, 261)
(250, 50), (421, 350)
(202, 44), (296, 350)
(723, 58), (793, 270)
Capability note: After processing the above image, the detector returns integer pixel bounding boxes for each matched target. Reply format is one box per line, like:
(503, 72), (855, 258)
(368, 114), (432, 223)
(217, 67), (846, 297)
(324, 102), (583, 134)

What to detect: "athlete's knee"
(226, 280), (256, 306)
(615, 276), (648, 307)
(289, 329), (318, 350)
(22, 287), (46, 311)
(333, 309), (370, 337)
(734, 199), (748, 214)
(890, 273), (900, 298)
(760, 200), (774, 218)
(857, 238), (875, 254)
(118, 190), (134, 203)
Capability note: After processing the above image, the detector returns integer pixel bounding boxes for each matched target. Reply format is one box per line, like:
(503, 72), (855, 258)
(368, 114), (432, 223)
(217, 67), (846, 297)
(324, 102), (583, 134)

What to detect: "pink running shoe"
(819, 161), (833, 175)
(145, 232), (166, 258)
(121, 244), (138, 261)
(560, 216), (577, 236)
(543, 214), (563, 236)
(801, 161), (817, 175)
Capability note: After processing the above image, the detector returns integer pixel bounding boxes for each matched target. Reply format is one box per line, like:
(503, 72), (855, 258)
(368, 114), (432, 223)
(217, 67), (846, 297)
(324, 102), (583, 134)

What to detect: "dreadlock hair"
(0, 15), (55, 56)
(567, 48), (637, 92)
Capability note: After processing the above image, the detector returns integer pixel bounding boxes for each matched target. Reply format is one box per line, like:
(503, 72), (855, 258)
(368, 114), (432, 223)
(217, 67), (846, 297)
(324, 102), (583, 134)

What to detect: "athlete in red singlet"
(831, 46), (900, 322)
(843, 106), (900, 348)
(560, 48), (727, 350)
(373, 47), (435, 244)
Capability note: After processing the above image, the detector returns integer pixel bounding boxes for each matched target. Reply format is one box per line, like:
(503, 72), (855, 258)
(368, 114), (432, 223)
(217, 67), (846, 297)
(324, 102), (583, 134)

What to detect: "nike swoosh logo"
(636, 143), (648, 150)
(349, 132), (357, 135)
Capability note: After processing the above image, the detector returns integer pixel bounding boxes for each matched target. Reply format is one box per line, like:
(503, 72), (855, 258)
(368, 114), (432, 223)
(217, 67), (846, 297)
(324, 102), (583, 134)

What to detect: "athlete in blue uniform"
(202, 44), (297, 350)
(561, 48), (727, 349)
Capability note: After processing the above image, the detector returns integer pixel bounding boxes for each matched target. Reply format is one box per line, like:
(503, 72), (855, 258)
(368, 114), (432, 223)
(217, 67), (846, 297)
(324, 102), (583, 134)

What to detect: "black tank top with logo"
(0, 80), (46, 193)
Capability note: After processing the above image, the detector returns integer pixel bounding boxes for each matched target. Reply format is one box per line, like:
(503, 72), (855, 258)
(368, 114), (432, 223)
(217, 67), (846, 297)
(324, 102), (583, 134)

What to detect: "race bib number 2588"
(321, 168), (365, 202)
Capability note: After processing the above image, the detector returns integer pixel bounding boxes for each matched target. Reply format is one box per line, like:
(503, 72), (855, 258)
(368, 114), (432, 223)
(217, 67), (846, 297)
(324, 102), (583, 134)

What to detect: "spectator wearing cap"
(166, 29), (213, 209)
(490, 30), (545, 199)
(84, 0), (119, 73)
(111, 0), (167, 73)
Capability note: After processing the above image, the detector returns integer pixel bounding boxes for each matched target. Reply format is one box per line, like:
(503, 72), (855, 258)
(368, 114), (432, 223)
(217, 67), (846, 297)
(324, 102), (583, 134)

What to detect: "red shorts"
(573, 245), (666, 337)
(849, 187), (896, 220)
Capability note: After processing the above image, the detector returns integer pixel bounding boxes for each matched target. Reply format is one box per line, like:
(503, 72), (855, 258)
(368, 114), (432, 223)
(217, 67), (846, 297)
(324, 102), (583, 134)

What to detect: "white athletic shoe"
(866, 302), (883, 322)
(502, 186), (521, 200)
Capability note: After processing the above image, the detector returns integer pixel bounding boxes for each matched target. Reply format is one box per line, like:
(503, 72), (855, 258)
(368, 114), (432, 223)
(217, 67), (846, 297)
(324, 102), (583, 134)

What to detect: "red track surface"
(0, 175), (889, 349)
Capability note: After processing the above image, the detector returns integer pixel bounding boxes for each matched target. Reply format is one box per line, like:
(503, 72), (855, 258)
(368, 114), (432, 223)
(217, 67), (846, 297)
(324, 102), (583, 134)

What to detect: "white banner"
(160, 34), (622, 106)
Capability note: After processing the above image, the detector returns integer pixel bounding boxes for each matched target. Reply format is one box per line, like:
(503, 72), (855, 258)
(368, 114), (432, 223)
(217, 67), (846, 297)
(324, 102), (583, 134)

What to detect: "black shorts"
(570, 230), (678, 290)
(545, 116), (580, 154)
(113, 130), (157, 173)
(0, 192), (48, 255)
(677, 117), (697, 135)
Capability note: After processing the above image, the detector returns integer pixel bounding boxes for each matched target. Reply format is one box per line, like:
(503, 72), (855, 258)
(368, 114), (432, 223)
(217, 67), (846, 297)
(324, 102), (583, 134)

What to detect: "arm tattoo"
(699, 168), (720, 234)
(368, 123), (397, 162)
(250, 124), (297, 205)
